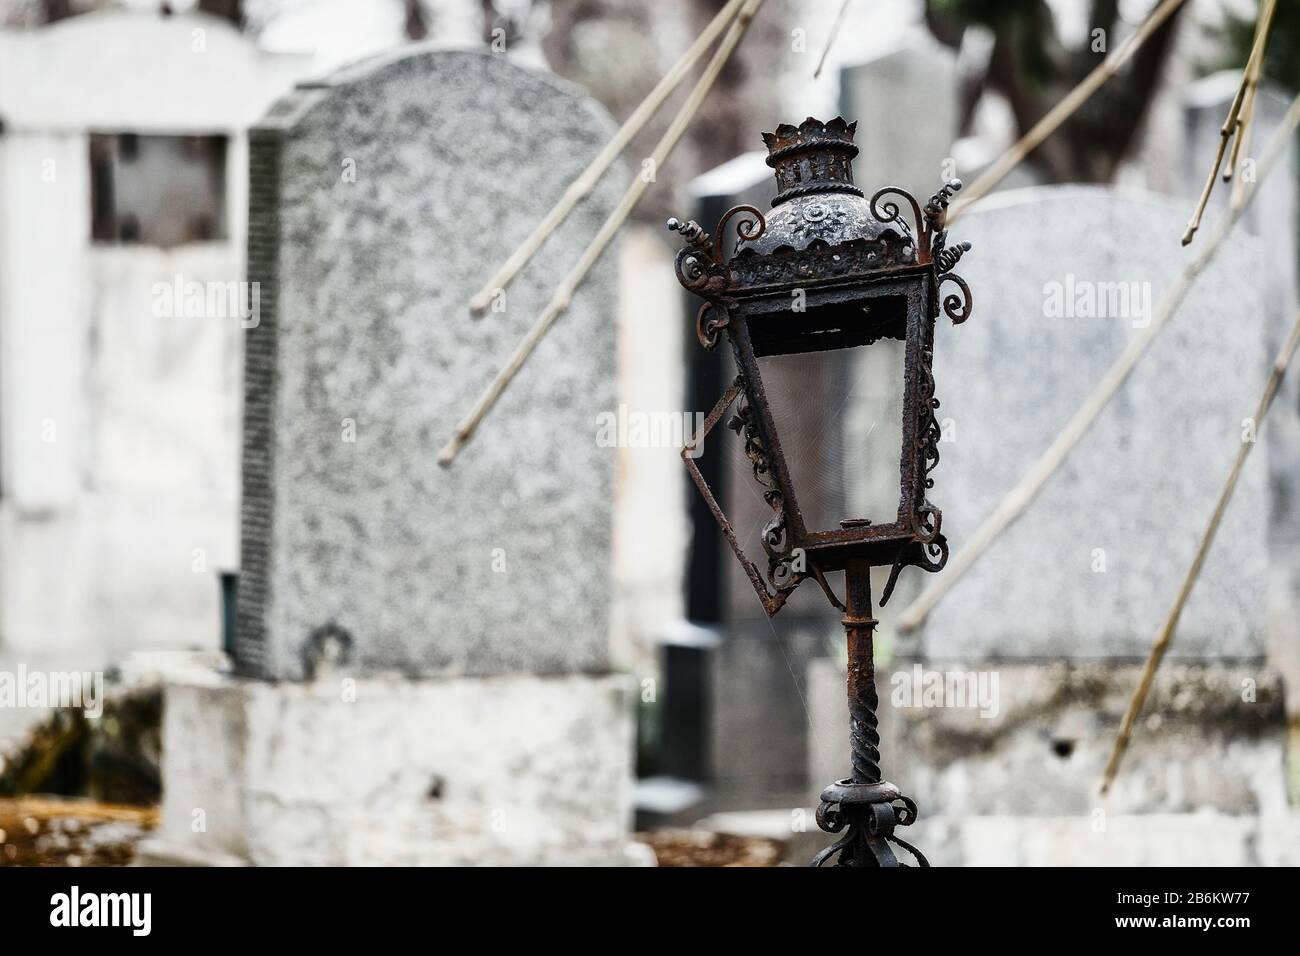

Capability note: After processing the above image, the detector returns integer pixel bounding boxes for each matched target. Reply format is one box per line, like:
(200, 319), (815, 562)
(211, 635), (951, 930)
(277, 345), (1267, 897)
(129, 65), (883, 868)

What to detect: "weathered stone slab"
(154, 670), (635, 866)
(716, 808), (1299, 867)
(919, 187), (1270, 660)
(838, 35), (958, 202)
(237, 48), (620, 680)
(837, 659), (1283, 815)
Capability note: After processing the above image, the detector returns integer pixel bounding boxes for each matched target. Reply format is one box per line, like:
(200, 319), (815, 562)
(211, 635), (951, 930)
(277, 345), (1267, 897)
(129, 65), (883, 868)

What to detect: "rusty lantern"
(668, 117), (974, 867)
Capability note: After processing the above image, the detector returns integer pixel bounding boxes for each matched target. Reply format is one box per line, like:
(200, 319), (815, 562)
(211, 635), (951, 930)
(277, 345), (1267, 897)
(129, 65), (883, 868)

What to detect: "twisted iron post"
(844, 561), (882, 786)
(812, 560), (928, 867)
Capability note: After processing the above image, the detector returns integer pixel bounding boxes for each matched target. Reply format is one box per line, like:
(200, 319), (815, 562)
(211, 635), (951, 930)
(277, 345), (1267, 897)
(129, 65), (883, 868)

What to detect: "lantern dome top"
(667, 117), (971, 309)
(731, 190), (916, 262)
(728, 116), (920, 285)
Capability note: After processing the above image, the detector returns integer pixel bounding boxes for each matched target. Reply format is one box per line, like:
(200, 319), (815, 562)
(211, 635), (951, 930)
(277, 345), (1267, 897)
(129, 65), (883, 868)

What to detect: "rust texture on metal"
(669, 117), (974, 866)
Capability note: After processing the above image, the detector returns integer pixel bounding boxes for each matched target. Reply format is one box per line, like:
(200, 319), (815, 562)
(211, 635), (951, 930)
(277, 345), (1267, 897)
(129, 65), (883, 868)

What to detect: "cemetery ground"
(0, 678), (783, 866)
(0, 798), (156, 867)
(0, 804), (786, 867)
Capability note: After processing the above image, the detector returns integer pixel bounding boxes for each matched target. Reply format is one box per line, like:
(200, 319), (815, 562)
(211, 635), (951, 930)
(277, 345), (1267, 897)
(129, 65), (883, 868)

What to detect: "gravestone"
(922, 187), (1270, 660)
(838, 34), (959, 201)
(839, 33), (1041, 202)
(236, 48), (617, 681)
(151, 47), (634, 866)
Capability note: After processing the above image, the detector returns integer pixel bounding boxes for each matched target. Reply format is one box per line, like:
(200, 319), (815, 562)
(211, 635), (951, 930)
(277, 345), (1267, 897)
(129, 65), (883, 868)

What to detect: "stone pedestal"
(147, 670), (635, 866)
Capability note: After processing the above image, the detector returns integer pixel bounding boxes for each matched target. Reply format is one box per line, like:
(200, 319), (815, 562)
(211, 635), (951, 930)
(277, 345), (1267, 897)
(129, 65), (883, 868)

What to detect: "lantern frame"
(670, 119), (973, 618)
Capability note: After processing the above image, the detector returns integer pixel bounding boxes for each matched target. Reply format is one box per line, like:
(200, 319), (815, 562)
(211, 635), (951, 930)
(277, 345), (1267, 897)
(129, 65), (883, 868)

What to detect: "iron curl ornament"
(668, 117), (977, 866)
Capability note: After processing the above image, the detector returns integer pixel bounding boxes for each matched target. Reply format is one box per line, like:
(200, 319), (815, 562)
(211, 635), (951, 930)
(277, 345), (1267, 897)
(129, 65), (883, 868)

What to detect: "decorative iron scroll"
(667, 205), (766, 304)
(727, 394), (802, 594)
(939, 272), (973, 325)
(868, 186), (925, 251)
(695, 302), (728, 351)
(936, 240), (970, 275)
(912, 343), (949, 567)
(679, 378), (801, 618)
(712, 204), (766, 260)
(870, 179), (969, 269)
(915, 347), (941, 497)
(923, 179), (963, 259)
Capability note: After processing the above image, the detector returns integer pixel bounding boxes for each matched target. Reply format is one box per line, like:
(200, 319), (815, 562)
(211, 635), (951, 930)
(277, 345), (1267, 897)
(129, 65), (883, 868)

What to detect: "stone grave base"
(794, 658), (1294, 864)
(808, 659), (1290, 820)
(699, 809), (1300, 866)
(141, 669), (637, 866)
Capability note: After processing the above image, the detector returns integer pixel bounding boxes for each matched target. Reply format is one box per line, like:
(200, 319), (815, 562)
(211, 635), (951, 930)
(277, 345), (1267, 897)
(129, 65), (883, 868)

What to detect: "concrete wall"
(0, 10), (312, 668)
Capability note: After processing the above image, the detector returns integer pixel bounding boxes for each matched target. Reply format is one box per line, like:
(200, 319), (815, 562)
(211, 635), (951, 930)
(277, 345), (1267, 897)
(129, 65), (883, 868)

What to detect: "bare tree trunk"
(41, 0), (73, 24)
(926, 0), (1186, 184)
(405, 0), (429, 41)
(197, 0), (243, 29)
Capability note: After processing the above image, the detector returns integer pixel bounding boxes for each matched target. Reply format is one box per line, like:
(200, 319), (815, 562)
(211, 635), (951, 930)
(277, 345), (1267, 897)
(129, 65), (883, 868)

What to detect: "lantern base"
(811, 778), (929, 867)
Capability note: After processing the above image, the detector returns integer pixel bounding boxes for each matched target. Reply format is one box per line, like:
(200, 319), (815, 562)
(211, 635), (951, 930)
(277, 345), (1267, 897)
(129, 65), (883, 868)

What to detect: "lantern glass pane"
(754, 333), (906, 534)
(845, 337), (907, 524)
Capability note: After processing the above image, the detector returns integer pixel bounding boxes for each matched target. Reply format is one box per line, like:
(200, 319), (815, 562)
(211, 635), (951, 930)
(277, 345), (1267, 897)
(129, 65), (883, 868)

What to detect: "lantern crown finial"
(760, 116), (861, 207)
(760, 116), (858, 154)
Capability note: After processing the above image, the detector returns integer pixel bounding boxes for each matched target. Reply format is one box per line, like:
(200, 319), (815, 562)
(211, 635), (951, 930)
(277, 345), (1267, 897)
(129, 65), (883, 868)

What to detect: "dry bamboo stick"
(1223, 0), (1275, 192)
(466, 0), (750, 313)
(1224, 79), (1258, 187)
(438, 0), (766, 466)
(896, 90), (1300, 634)
(1223, 15), (1267, 189)
(949, 0), (1188, 225)
(1182, 0), (1277, 243)
(1100, 306), (1300, 793)
(813, 0), (854, 81)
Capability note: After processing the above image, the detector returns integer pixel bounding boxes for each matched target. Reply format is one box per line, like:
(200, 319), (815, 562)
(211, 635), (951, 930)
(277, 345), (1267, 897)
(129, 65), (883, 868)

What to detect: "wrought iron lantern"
(668, 117), (974, 867)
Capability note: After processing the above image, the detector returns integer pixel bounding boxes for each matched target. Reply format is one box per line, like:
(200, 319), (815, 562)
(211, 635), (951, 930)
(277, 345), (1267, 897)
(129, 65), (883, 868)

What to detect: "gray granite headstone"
(919, 186), (1270, 660)
(237, 48), (619, 680)
(838, 35), (958, 202)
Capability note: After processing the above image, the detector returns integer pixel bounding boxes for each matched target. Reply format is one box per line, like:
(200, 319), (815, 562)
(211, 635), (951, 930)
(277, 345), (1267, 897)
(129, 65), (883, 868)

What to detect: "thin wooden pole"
(466, 0), (750, 313)
(948, 0), (1188, 225)
(1182, 0), (1277, 244)
(896, 91), (1300, 634)
(1100, 306), (1300, 793)
(813, 0), (854, 81)
(438, 0), (766, 466)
